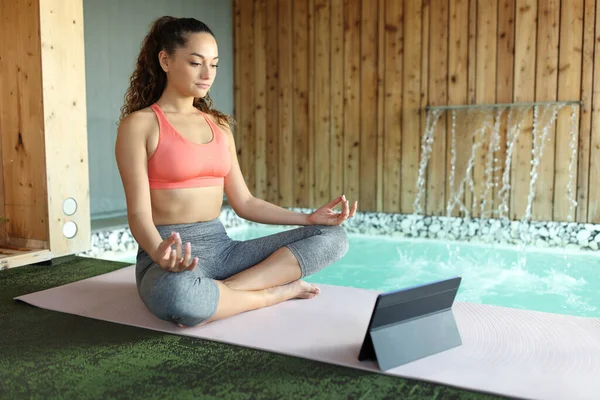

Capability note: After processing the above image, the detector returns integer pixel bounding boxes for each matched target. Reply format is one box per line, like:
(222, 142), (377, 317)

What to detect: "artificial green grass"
(0, 257), (510, 400)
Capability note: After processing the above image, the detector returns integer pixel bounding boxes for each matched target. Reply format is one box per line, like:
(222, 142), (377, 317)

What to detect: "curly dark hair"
(120, 16), (234, 127)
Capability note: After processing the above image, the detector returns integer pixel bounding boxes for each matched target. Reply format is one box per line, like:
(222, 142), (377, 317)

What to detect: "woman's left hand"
(307, 194), (358, 226)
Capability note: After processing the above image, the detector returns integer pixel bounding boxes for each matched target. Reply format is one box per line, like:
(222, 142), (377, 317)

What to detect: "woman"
(115, 16), (357, 328)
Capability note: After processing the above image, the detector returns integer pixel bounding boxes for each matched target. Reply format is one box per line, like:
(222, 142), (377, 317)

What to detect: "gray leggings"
(135, 219), (349, 327)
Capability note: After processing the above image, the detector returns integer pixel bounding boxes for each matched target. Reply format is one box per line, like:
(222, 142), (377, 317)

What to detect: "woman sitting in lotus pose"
(115, 16), (357, 327)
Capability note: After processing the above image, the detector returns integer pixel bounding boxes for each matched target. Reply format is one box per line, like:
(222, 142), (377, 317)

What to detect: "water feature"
(413, 101), (582, 266)
(416, 102), (579, 221)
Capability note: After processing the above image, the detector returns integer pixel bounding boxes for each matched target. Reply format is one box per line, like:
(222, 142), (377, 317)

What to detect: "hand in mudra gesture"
(153, 232), (199, 272)
(308, 194), (358, 226)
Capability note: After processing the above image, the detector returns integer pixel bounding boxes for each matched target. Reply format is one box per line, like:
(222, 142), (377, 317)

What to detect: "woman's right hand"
(153, 232), (199, 272)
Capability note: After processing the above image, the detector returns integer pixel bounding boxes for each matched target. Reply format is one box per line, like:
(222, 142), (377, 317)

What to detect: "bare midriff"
(150, 186), (224, 225)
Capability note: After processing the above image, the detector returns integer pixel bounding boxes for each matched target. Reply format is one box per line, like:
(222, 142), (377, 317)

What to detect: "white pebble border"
(80, 206), (600, 259)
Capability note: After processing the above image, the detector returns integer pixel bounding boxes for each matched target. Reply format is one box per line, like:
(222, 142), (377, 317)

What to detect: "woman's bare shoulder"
(119, 107), (157, 130)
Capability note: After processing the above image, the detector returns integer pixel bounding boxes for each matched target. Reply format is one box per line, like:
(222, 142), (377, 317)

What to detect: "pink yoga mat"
(15, 265), (600, 400)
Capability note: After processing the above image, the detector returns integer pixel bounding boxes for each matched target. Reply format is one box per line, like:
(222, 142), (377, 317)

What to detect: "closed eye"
(189, 62), (218, 68)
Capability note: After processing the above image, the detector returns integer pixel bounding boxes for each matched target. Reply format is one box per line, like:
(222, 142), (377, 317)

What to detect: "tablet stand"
(358, 277), (463, 371)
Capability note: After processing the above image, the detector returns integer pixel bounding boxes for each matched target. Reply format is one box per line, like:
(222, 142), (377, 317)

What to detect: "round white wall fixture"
(63, 221), (78, 239)
(63, 198), (77, 216)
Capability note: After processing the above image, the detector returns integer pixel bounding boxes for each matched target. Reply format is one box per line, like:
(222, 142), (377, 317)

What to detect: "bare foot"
(290, 280), (321, 299)
(265, 280), (320, 305)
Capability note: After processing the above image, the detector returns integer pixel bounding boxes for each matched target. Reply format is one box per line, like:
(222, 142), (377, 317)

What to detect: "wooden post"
(0, 0), (90, 269)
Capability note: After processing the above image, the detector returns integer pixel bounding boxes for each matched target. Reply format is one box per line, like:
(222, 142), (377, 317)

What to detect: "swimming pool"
(117, 225), (599, 318)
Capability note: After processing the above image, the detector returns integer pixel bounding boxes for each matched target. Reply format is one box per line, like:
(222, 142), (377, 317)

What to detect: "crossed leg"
(200, 225), (349, 325)
(222, 246), (303, 290)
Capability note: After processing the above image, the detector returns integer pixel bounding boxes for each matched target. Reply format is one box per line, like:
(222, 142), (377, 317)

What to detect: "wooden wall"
(0, 0), (49, 245)
(233, 0), (600, 223)
(0, 0), (90, 261)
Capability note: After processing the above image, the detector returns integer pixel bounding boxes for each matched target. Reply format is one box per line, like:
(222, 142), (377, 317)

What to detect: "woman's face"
(160, 32), (219, 98)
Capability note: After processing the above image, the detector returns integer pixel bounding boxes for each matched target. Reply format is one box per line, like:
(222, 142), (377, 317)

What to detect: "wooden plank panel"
(343, 0), (361, 203)
(39, 0), (90, 255)
(532, 0), (559, 221)
(4, 204), (47, 244)
(308, 0), (315, 208)
(0, 0), (6, 243)
(494, 0), (515, 217)
(293, 0), (310, 207)
(589, 0), (600, 222)
(417, 0), (430, 215)
(314, 0), (331, 206)
(376, 0), (385, 211)
(511, 0), (537, 221)
(577, 0), (596, 222)
(400, 0), (423, 214)
(473, 0), (497, 218)
(554, 0), (584, 222)
(359, 0), (379, 211)
(0, 249), (51, 271)
(467, 1), (477, 105)
(265, 0), (279, 204)
(0, 0), (48, 241)
(426, 0), (448, 216)
(330, 0), (344, 199)
(447, 0), (469, 217)
(254, 0), (268, 201)
(239, 0), (255, 191)
(464, 0), (478, 215)
(278, 0), (294, 207)
(233, 0), (242, 167)
(382, 0), (403, 213)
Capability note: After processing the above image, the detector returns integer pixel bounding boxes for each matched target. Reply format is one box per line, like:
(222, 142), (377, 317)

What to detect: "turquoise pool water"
(118, 225), (600, 318)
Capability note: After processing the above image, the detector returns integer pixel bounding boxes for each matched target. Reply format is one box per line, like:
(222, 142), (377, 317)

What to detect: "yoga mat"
(15, 265), (600, 400)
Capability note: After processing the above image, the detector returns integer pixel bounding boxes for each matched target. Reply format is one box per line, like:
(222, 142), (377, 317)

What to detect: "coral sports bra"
(147, 103), (231, 189)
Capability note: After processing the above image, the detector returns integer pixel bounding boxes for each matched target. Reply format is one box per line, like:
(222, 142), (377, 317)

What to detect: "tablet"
(358, 276), (463, 369)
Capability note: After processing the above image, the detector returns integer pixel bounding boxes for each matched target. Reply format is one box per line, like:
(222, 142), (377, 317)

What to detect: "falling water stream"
(412, 102), (581, 268)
